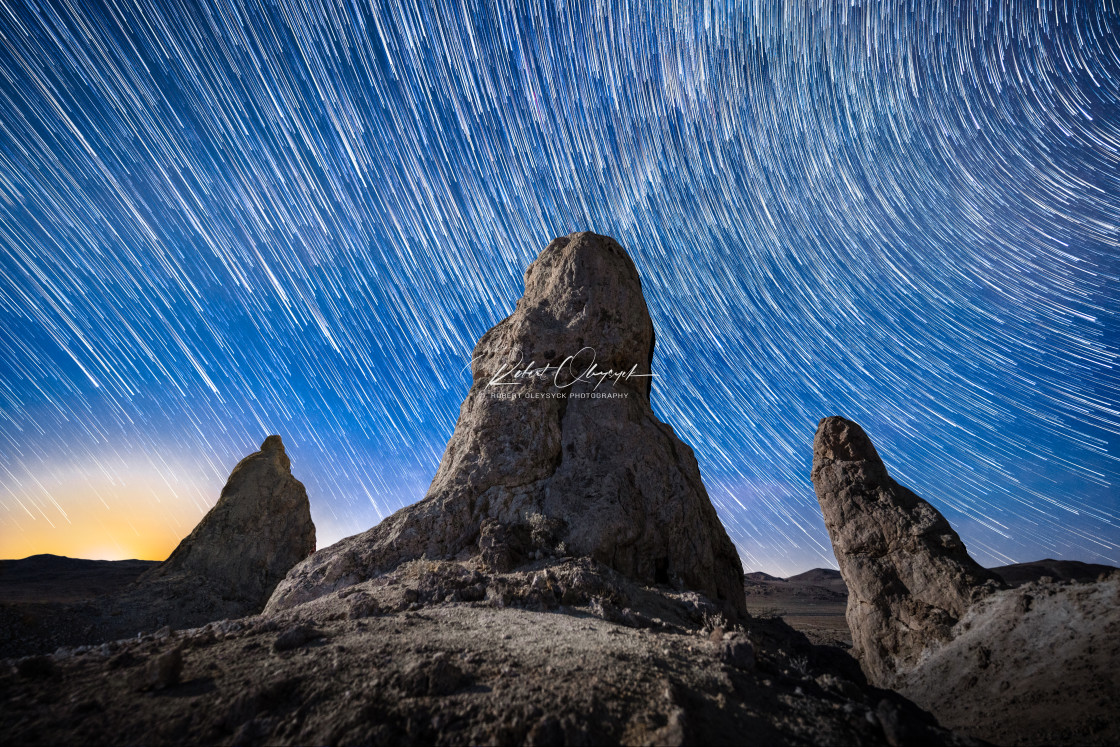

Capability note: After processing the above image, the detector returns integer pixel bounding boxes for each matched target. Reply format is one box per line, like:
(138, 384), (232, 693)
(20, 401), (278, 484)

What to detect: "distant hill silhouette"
(991, 559), (1117, 587)
(786, 568), (843, 585)
(0, 554), (157, 604)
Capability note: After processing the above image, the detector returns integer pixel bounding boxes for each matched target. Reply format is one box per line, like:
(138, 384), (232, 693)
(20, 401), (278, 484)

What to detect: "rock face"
(143, 435), (315, 610)
(810, 416), (1002, 685)
(898, 574), (1120, 746)
(268, 232), (747, 620)
(811, 415), (1120, 746)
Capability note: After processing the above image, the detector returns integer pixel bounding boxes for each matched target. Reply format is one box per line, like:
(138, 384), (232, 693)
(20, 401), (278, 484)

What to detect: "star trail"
(1, 0), (1117, 574)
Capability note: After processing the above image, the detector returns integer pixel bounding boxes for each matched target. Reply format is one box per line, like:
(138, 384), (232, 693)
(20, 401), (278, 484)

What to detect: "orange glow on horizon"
(0, 456), (217, 562)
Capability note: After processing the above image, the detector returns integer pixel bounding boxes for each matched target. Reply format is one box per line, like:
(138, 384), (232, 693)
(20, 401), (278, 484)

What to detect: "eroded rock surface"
(812, 415), (1120, 746)
(811, 416), (1002, 684)
(142, 434), (315, 609)
(2, 555), (975, 747)
(268, 232), (746, 620)
(899, 574), (1120, 746)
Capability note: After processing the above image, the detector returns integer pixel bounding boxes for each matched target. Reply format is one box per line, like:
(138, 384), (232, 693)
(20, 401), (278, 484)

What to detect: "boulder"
(810, 415), (1002, 684)
(268, 232), (747, 620)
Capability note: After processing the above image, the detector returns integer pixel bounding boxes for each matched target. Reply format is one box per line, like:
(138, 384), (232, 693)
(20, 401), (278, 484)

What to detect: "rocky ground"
(0, 557), (975, 747)
(811, 415), (1120, 747)
(0, 556), (158, 659)
(898, 575), (1120, 747)
(740, 560), (1117, 653)
(6, 554), (1115, 745)
(0, 563), (264, 660)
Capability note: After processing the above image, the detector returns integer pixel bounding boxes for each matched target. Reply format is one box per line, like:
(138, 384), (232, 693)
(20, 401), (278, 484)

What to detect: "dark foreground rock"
(811, 415), (1120, 746)
(0, 436), (314, 658)
(268, 232), (746, 621)
(1, 557), (978, 747)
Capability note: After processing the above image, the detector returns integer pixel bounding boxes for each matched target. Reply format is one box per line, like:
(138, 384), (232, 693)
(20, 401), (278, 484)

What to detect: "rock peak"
(814, 416), (883, 465)
(811, 415), (1002, 685)
(145, 435), (315, 610)
(259, 434), (290, 470)
(261, 434), (285, 452)
(472, 231), (655, 403)
(267, 233), (746, 620)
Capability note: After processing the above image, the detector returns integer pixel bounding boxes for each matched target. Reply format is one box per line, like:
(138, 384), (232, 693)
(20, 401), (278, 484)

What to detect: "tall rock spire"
(268, 232), (747, 620)
(811, 415), (1002, 684)
(144, 434), (316, 610)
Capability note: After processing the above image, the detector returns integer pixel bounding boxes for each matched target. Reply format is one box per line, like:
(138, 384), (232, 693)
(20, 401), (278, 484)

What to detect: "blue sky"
(1, 0), (1117, 574)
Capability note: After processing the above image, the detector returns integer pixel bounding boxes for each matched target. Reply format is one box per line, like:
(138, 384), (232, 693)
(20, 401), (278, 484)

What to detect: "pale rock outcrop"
(268, 232), (747, 620)
(810, 415), (1002, 684)
(812, 415), (1120, 746)
(898, 574), (1120, 746)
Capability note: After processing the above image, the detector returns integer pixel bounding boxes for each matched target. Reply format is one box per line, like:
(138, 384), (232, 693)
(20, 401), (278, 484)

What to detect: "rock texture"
(0, 437), (314, 658)
(268, 232), (746, 620)
(812, 415), (1120, 746)
(898, 574), (1120, 746)
(811, 416), (1002, 684)
(1, 555), (976, 747)
(142, 434), (315, 609)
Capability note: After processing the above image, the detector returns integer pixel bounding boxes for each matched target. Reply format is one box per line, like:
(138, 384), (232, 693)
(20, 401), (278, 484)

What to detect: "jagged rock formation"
(810, 416), (1003, 684)
(268, 232), (747, 620)
(0, 436), (315, 658)
(142, 434), (315, 610)
(812, 415), (1120, 746)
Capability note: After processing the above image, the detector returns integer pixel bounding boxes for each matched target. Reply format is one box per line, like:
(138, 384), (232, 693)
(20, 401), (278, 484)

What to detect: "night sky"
(1, 0), (1117, 575)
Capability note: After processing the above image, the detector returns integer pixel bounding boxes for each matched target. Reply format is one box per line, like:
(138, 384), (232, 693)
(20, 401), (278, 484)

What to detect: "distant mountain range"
(747, 559), (1115, 593)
